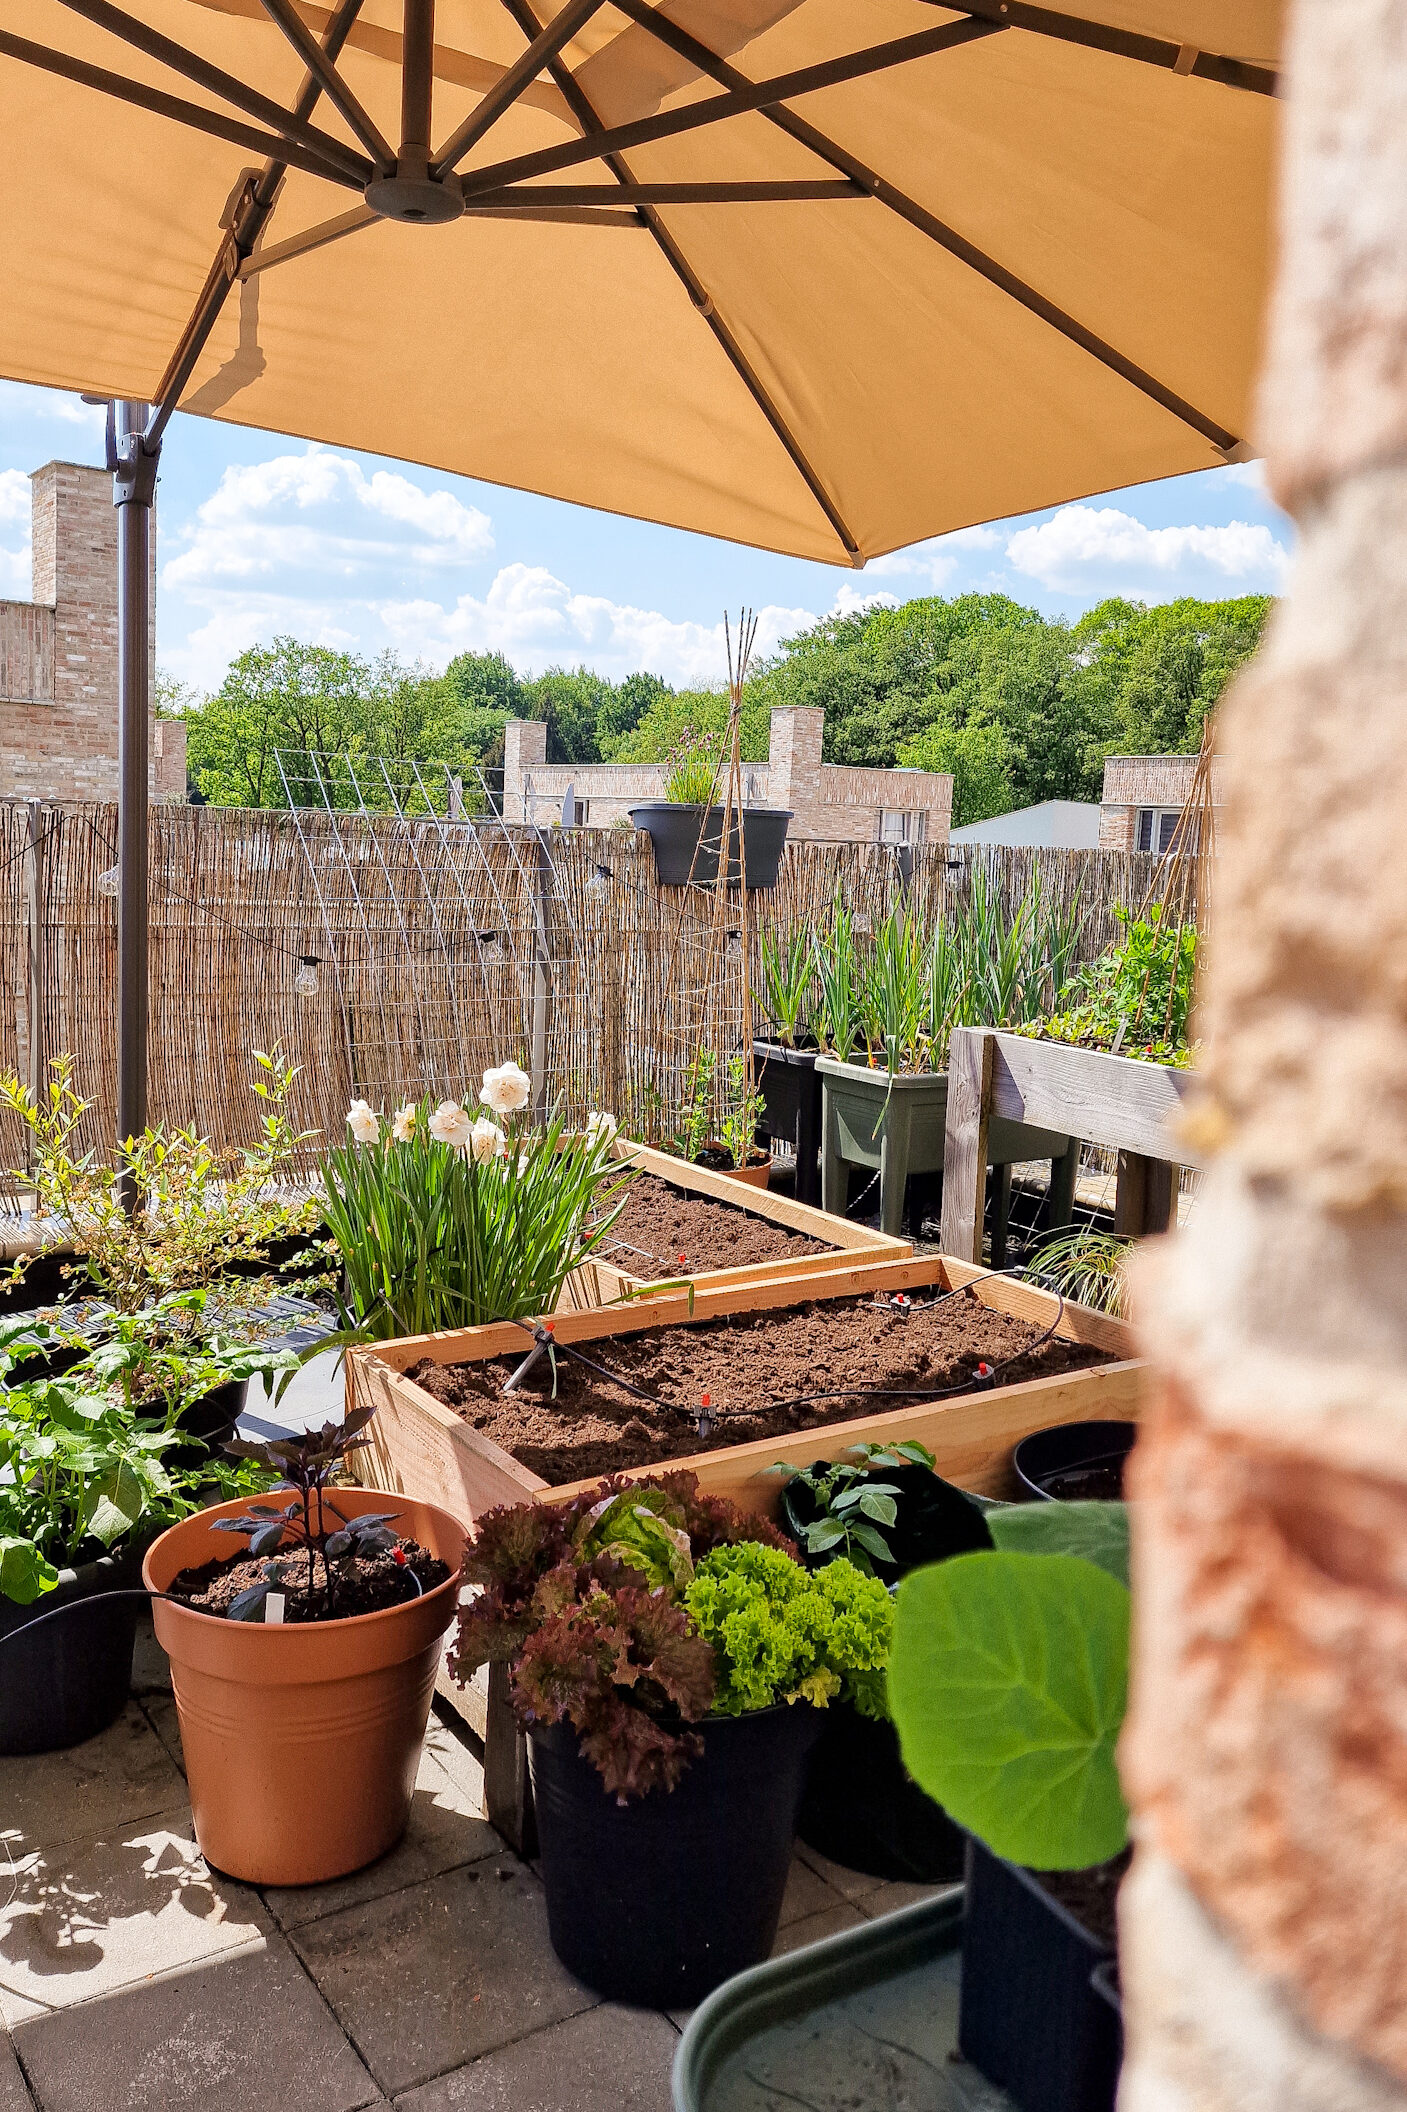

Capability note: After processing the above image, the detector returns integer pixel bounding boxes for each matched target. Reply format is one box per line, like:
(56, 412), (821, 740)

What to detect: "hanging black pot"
(0, 1542), (143, 1756)
(785, 1463), (991, 1881)
(628, 803), (793, 888)
(528, 1703), (822, 2008)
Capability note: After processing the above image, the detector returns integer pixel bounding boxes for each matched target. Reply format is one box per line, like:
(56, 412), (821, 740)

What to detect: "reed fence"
(0, 799), (1172, 1178)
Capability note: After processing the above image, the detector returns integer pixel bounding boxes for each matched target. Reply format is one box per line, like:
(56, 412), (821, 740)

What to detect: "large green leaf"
(888, 1551), (1130, 1870)
(0, 1534), (59, 1606)
(988, 1501), (1131, 1586)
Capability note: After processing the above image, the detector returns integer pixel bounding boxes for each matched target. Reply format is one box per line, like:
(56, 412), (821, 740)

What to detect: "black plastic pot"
(0, 1542), (143, 1755)
(753, 1041), (822, 1205)
(959, 1837), (1122, 2112)
(785, 1464), (991, 1880)
(528, 1703), (822, 2007)
(169, 1376), (247, 1468)
(781, 1462), (993, 1579)
(629, 803), (793, 889)
(1014, 1419), (1136, 1503)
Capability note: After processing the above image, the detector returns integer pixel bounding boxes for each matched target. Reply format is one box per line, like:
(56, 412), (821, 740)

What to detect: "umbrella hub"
(365, 153), (463, 225)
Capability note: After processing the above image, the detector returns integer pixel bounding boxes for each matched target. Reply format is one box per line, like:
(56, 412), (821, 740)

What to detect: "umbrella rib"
(930, 3), (1276, 97)
(612, 0), (1241, 454)
(239, 206), (380, 278)
(467, 180), (867, 205)
(149, 0), (369, 441)
(258, 0), (395, 169)
(0, 26), (365, 191)
(495, 0), (863, 565)
(456, 17), (1004, 199)
(49, 0), (372, 184)
(432, 0), (613, 176)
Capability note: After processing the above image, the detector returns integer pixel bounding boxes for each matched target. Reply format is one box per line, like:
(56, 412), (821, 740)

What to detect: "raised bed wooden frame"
(346, 1252), (1142, 1850)
(938, 1026), (1204, 1261)
(562, 1135), (910, 1307)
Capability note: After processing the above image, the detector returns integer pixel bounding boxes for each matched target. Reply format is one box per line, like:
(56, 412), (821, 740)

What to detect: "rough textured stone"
(1259, 3), (1407, 508)
(1121, 1850), (1407, 2112)
(0, 1702), (185, 1858)
(0, 2036), (32, 2112)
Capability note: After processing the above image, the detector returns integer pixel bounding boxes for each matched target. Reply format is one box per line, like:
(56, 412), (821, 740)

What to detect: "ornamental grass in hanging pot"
(452, 1472), (892, 2007)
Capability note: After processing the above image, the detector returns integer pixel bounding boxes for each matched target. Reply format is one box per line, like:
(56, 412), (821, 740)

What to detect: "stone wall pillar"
(767, 705), (825, 836)
(1122, 5), (1407, 2107)
(502, 717), (548, 822)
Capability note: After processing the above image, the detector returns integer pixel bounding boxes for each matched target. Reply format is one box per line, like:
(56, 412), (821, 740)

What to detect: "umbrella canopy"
(2, 0), (1280, 566)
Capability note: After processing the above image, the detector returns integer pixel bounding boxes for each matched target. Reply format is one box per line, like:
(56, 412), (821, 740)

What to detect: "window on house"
(1136, 807), (1182, 855)
(879, 809), (924, 846)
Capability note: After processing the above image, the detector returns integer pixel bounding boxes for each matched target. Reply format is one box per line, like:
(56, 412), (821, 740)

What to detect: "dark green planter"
(753, 1041), (822, 1205)
(816, 1056), (1070, 1240)
(629, 804), (793, 888)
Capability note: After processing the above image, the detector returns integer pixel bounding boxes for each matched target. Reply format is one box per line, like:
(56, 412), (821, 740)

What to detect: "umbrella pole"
(109, 400), (161, 1196)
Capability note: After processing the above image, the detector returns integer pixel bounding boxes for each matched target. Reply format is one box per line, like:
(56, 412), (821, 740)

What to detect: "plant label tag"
(266, 1592), (286, 1625)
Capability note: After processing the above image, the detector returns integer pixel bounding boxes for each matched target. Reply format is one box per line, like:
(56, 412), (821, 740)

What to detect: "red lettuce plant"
(452, 1471), (795, 1798)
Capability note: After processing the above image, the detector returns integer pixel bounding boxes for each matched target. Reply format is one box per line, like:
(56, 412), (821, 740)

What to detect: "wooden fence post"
(22, 799), (46, 1130)
(938, 1026), (993, 1262)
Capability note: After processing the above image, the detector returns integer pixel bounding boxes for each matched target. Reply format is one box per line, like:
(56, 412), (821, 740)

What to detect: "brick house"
(502, 706), (952, 846)
(0, 460), (186, 803)
(1098, 752), (1221, 853)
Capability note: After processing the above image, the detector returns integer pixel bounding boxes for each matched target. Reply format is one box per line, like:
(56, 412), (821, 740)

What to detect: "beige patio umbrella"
(0, 0), (1281, 1142)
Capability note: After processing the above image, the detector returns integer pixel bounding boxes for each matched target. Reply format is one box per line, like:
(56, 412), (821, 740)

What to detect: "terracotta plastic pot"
(716, 1157), (772, 1191)
(145, 1487), (465, 1886)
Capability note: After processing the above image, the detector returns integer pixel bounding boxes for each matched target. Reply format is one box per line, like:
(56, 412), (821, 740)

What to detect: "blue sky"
(0, 377), (1292, 699)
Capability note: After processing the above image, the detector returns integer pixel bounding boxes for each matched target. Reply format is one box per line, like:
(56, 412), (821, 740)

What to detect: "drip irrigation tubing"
(505, 1265), (1068, 1435)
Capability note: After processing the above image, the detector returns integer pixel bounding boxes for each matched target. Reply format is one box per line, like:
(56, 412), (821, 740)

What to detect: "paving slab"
(0, 1704), (185, 1860)
(0, 2035), (32, 2112)
(12, 1934), (380, 2112)
(262, 1743), (499, 1932)
(130, 1614), (171, 1696)
(135, 1690), (186, 1779)
(860, 1875), (958, 1919)
(291, 1855), (598, 2099)
(776, 1855), (847, 1928)
(0, 1805), (270, 2029)
(769, 1901), (867, 1959)
(393, 2001), (679, 2112)
(422, 1714), (486, 1809)
(792, 1839), (893, 1904)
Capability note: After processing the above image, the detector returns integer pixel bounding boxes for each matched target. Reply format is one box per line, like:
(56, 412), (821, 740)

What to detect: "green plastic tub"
(672, 1887), (1014, 2111)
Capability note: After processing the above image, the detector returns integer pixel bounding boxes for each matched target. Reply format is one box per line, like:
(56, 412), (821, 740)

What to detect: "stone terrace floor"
(0, 1618), (944, 2112)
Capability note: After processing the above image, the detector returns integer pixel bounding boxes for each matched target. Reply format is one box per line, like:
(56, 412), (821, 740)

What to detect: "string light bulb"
(294, 955), (322, 999)
(96, 865), (119, 898)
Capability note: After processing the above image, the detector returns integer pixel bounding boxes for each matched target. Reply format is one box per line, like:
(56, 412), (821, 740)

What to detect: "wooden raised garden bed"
(346, 1252), (1141, 1847)
(561, 1135), (909, 1307)
(938, 1027), (1204, 1260)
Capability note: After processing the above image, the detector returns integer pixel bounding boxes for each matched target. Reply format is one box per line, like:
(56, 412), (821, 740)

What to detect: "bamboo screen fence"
(0, 798), (1170, 1176)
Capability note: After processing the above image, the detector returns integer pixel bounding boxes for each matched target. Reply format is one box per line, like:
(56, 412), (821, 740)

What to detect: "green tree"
(613, 684), (771, 764)
(598, 670), (669, 755)
(1070, 595), (1272, 758)
(184, 638), (378, 807)
(898, 706), (1016, 827)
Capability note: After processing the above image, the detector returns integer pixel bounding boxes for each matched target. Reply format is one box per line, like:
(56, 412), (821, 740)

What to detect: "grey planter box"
(816, 1055), (1071, 1242)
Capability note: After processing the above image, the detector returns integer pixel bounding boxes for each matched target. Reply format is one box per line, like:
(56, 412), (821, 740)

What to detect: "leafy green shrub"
(453, 1473), (890, 1797)
(775, 1439), (938, 1575)
(1024, 904), (1197, 1064)
(0, 1319), (274, 1607)
(888, 1501), (1131, 1870)
(1027, 1228), (1132, 1317)
(684, 1539), (893, 1718)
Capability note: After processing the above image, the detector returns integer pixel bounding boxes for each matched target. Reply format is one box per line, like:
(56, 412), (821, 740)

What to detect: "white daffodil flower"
(585, 1109), (618, 1147)
(480, 1060), (531, 1116)
(346, 1100), (380, 1145)
(392, 1103), (417, 1142)
(470, 1117), (507, 1163)
(429, 1099), (473, 1150)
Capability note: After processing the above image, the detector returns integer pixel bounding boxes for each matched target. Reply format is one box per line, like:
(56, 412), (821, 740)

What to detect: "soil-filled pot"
(0, 1542), (143, 1756)
(166, 1376), (248, 1472)
(1013, 1419), (1137, 1504)
(630, 803), (793, 889)
(753, 1042), (822, 1206)
(786, 1464), (991, 1879)
(959, 1837), (1123, 2112)
(145, 1487), (465, 1886)
(529, 1702), (823, 2007)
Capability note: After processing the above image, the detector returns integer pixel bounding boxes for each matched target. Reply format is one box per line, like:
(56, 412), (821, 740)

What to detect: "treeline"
(176, 591), (1271, 824)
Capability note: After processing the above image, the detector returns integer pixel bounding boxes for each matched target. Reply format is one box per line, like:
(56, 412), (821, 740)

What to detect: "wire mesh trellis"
(0, 791), (1181, 1189)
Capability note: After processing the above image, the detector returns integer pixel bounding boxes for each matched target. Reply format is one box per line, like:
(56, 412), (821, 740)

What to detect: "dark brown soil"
(408, 1287), (1111, 1486)
(1032, 1847), (1131, 1953)
(587, 1171), (831, 1281)
(169, 1536), (449, 1622)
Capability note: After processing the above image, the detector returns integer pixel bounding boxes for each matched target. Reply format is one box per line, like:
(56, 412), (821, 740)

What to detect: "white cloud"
(0, 382), (105, 434)
(0, 467), (31, 595)
(869, 524), (1003, 592)
(163, 447), (493, 593)
(381, 563), (817, 688)
(1214, 458), (1268, 493)
(1004, 504), (1289, 594)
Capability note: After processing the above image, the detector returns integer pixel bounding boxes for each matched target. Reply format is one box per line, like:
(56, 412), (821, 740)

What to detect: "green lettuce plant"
(887, 1501), (1132, 1871)
(452, 1472), (890, 1798)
